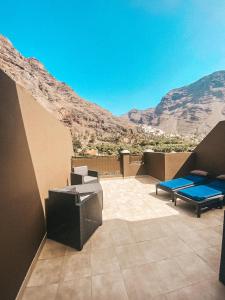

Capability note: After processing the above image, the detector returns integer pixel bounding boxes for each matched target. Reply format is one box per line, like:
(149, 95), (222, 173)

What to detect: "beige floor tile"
(165, 217), (195, 237)
(111, 221), (135, 246)
(152, 295), (168, 300)
(123, 258), (188, 299)
(116, 209), (150, 222)
(155, 258), (189, 292)
(65, 240), (91, 256)
(166, 278), (225, 300)
(92, 271), (128, 300)
(194, 246), (221, 272)
(178, 229), (211, 250)
(90, 226), (114, 249)
(139, 236), (192, 263)
(199, 213), (222, 227)
(196, 228), (222, 247)
(128, 219), (171, 242)
(115, 243), (147, 269)
(56, 277), (91, 300)
(91, 247), (120, 275)
(164, 236), (193, 255)
(139, 238), (169, 263)
(207, 279), (225, 300)
(173, 252), (216, 284)
(103, 208), (120, 220)
(22, 283), (58, 300)
(122, 264), (164, 299)
(62, 253), (91, 281)
(212, 225), (223, 235)
(213, 212), (225, 224)
(27, 257), (64, 287)
(26, 177), (224, 299)
(167, 201), (196, 217)
(181, 215), (208, 231)
(39, 239), (66, 260)
(103, 219), (127, 231)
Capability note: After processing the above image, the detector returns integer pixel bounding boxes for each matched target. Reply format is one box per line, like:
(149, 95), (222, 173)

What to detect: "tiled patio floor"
(22, 176), (225, 300)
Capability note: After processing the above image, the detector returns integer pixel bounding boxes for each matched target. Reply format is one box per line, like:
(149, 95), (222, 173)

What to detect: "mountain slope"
(125, 71), (225, 137)
(0, 35), (133, 142)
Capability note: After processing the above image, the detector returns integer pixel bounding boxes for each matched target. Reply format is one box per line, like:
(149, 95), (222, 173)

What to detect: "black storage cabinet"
(219, 211), (225, 285)
(46, 189), (102, 250)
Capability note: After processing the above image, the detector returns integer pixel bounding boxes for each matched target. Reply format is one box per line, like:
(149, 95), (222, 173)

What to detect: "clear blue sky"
(1, 0), (225, 115)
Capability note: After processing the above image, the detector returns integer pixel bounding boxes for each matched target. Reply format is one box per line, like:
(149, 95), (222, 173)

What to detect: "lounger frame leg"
(171, 192), (175, 202)
(197, 205), (201, 218)
(174, 194), (177, 206)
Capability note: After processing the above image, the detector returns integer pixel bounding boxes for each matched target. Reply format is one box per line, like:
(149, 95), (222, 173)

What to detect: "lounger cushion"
(159, 174), (206, 190)
(178, 179), (225, 201)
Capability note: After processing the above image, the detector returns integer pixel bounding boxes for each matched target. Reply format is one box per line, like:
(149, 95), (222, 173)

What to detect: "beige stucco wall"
(0, 70), (46, 300)
(194, 121), (225, 176)
(16, 84), (73, 208)
(144, 152), (195, 181)
(164, 152), (195, 180)
(0, 70), (73, 299)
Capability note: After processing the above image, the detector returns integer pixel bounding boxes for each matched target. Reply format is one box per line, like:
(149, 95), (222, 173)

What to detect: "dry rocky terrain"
(0, 35), (133, 143)
(125, 71), (225, 137)
(1, 34), (225, 143)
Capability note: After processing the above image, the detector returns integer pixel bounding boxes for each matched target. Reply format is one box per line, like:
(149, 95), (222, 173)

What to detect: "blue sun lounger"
(174, 178), (225, 217)
(156, 171), (208, 201)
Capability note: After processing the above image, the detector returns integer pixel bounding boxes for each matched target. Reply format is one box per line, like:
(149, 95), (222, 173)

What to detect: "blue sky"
(1, 0), (225, 114)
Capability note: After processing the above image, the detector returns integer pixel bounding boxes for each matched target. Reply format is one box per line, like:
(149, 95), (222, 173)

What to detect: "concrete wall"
(121, 153), (146, 177)
(72, 154), (146, 178)
(72, 156), (122, 176)
(145, 121), (225, 181)
(144, 152), (166, 180)
(0, 70), (73, 300)
(125, 161), (146, 177)
(73, 152), (193, 181)
(17, 85), (73, 207)
(165, 152), (195, 180)
(144, 152), (195, 181)
(194, 121), (225, 176)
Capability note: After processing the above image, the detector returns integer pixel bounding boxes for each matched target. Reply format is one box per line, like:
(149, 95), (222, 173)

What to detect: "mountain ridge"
(124, 70), (225, 137)
(1, 34), (225, 142)
(0, 35), (134, 143)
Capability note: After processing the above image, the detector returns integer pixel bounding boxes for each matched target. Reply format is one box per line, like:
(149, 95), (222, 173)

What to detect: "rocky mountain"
(0, 35), (133, 143)
(124, 71), (225, 137)
(121, 107), (155, 125)
(2, 34), (224, 142)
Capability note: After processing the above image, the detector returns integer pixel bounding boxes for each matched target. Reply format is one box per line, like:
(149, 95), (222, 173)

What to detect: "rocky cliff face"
(125, 71), (225, 137)
(2, 34), (224, 141)
(0, 35), (132, 142)
(121, 108), (155, 125)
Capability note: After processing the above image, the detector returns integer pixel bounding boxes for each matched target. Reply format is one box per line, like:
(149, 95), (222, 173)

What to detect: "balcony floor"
(22, 176), (225, 300)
